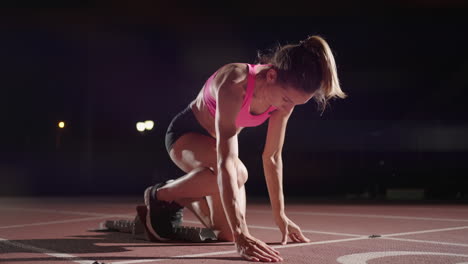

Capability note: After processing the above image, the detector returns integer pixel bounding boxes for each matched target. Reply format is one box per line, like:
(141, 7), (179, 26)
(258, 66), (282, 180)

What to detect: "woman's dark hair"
(256, 35), (347, 113)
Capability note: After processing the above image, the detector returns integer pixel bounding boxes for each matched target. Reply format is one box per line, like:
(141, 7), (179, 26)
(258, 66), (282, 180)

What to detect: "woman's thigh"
(169, 132), (245, 241)
(169, 132), (248, 188)
(169, 132), (217, 175)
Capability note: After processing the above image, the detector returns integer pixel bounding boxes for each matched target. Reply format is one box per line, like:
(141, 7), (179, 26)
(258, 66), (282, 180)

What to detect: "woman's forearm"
(262, 156), (285, 218)
(218, 158), (249, 237)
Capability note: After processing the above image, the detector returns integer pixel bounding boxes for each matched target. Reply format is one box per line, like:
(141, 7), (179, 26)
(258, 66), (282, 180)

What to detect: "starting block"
(98, 205), (218, 243)
(172, 225), (219, 242)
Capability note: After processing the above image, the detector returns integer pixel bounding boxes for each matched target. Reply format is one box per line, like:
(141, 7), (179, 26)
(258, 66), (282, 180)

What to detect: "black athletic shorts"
(165, 106), (215, 154)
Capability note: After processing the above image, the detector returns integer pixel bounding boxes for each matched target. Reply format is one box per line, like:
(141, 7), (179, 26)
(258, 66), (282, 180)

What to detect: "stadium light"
(136, 122), (146, 132)
(145, 120), (154, 131)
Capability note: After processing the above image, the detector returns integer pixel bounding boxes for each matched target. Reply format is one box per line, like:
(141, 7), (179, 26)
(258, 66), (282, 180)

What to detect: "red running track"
(1, 197), (468, 264)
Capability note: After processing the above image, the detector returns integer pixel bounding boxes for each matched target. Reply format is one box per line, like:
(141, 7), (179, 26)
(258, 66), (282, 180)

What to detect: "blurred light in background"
(136, 120), (155, 132)
(58, 121), (65, 129)
(144, 120), (154, 131)
(136, 122), (146, 132)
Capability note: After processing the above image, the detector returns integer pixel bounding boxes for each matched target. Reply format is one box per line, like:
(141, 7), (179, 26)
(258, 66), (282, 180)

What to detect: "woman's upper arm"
(214, 64), (246, 161)
(262, 107), (294, 160)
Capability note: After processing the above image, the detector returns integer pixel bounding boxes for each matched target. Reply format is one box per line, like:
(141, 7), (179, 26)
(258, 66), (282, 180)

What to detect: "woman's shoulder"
(213, 63), (249, 89)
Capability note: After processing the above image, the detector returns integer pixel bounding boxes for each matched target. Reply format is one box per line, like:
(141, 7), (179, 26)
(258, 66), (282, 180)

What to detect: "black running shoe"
(143, 180), (184, 241)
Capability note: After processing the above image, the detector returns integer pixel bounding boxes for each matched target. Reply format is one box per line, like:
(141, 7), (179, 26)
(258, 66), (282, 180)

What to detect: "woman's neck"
(253, 65), (271, 97)
(252, 72), (271, 109)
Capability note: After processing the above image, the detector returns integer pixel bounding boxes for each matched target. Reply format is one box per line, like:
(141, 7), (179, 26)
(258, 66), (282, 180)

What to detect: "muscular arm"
(212, 64), (284, 261)
(262, 106), (294, 220)
(214, 64), (250, 238)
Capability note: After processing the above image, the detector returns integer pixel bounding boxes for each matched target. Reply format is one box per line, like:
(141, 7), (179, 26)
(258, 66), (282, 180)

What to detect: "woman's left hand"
(275, 215), (310, 245)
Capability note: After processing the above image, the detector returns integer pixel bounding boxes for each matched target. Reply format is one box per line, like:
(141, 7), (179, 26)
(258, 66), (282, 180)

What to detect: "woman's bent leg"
(157, 167), (218, 201)
(160, 132), (248, 241)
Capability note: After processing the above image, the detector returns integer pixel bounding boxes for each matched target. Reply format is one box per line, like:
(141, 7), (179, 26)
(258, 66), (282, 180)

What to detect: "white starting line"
(251, 209), (468, 222)
(337, 251), (468, 264)
(108, 237), (368, 264)
(0, 237), (96, 264)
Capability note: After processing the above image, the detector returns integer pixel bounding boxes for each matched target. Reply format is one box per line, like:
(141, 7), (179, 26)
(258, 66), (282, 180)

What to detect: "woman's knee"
(236, 159), (248, 187)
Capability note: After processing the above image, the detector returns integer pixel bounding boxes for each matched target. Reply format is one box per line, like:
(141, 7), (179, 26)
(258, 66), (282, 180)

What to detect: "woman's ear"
(266, 68), (278, 84)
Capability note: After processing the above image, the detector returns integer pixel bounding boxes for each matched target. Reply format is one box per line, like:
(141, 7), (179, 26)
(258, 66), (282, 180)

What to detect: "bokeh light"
(145, 120), (154, 131)
(136, 122), (146, 132)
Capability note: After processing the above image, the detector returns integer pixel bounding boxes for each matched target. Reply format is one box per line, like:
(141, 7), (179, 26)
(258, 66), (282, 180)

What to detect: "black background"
(1, 2), (467, 200)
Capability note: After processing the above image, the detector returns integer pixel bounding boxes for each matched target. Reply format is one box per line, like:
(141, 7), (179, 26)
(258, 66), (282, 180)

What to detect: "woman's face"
(264, 69), (314, 111)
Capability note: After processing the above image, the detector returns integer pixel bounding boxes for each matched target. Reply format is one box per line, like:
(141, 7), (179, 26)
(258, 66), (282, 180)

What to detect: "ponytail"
(256, 35), (347, 114)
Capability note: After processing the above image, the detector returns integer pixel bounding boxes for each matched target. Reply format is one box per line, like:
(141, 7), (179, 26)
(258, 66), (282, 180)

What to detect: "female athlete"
(144, 35), (347, 262)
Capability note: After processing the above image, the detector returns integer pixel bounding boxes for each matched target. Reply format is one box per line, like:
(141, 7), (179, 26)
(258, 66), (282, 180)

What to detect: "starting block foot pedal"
(172, 225), (218, 242)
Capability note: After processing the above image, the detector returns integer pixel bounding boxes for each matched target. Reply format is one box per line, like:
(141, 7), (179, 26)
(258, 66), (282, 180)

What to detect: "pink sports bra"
(203, 64), (277, 127)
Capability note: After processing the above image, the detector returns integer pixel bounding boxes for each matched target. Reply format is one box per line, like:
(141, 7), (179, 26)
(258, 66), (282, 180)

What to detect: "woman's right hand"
(235, 232), (283, 262)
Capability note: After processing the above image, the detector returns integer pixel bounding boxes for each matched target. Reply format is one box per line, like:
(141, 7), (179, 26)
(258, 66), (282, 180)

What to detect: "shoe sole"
(144, 186), (170, 241)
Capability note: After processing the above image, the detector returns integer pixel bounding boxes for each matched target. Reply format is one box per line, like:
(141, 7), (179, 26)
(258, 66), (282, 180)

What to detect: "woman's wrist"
(233, 226), (250, 242)
(274, 210), (286, 219)
(274, 211), (287, 223)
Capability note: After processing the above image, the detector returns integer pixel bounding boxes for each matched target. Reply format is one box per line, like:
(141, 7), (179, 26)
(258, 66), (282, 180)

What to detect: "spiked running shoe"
(136, 204), (218, 242)
(143, 180), (184, 241)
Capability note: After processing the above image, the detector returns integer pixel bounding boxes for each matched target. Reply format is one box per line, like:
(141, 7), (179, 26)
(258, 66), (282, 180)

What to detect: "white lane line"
(383, 237), (468, 247)
(110, 236), (368, 264)
(248, 224), (362, 237)
(182, 220), (362, 237)
(0, 207), (363, 238)
(0, 206), (132, 218)
(383, 225), (468, 237)
(251, 209), (468, 222)
(0, 215), (120, 229)
(3, 205), (468, 263)
(337, 251), (468, 264)
(3, 206), (467, 237)
(0, 237), (95, 264)
(401, 206), (468, 213)
(4, 206), (467, 223)
(272, 236), (367, 249)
